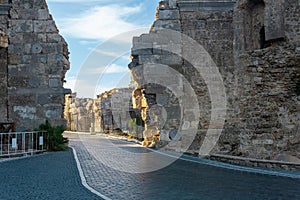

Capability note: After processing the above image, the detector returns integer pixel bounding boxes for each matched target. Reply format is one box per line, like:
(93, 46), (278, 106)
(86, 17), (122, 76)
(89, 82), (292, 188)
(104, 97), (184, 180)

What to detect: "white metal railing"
(0, 131), (47, 157)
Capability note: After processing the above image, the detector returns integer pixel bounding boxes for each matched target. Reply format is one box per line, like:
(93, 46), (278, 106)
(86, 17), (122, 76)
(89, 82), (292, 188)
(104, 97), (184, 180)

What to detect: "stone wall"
(64, 88), (143, 137)
(64, 94), (95, 132)
(234, 0), (300, 160)
(129, 0), (300, 162)
(0, 0), (70, 131)
(129, 0), (238, 151)
(97, 88), (143, 138)
(0, 3), (10, 123)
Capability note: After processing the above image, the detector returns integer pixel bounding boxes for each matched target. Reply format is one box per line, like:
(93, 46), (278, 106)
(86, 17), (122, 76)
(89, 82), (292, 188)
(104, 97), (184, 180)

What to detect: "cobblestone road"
(68, 133), (300, 200)
(0, 149), (101, 200)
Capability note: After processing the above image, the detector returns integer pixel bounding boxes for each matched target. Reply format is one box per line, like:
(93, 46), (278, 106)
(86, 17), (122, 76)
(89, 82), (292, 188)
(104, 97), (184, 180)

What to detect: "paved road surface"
(1, 132), (299, 200)
(68, 133), (300, 200)
(0, 149), (101, 200)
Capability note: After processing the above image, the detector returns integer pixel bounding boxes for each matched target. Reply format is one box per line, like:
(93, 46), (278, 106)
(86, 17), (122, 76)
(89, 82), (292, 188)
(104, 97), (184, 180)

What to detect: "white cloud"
(88, 64), (128, 74)
(78, 40), (100, 45)
(65, 68), (131, 97)
(92, 49), (131, 61)
(95, 72), (132, 95)
(93, 49), (124, 57)
(60, 5), (142, 41)
(64, 76), (77, 91)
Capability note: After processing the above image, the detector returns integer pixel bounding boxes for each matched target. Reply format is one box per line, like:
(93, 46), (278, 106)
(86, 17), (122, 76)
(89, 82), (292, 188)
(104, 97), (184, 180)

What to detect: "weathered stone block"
(33, 20), (47, 32)
(49, 78), (61, 88)
(158, 10), (180, 20)
(10, 20), (33, 33)
(8, 64), (28, 75)
(160, 54), (183, 65)
(31, 43), (42, 54)
(37, 95), (49, 105)
(138, 55), (160, 64)
(153, 20), (182, 31)
(47, 34), (62, 43)
(45, 21), (58, 33)
(131, 44), (153, 55)
(8, 76), (29, 87)
(168, 0), (177, 9)
(41, 43), (62, 54)
(38, 33), (47, 42)
(38, 9), (49, 20)
(8, 34), (23, 44)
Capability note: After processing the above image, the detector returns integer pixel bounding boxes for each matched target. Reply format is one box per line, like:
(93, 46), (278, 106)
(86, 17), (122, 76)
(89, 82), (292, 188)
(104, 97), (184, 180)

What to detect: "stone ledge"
(8, 88), (71, 95)
(178, 0), (237, 11)
(209, 153), (300, 171)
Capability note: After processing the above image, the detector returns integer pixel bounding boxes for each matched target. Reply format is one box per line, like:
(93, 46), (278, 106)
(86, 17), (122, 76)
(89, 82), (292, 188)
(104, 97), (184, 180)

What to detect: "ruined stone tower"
(0, 0), (70, 131)
(129, 0), (300, 161)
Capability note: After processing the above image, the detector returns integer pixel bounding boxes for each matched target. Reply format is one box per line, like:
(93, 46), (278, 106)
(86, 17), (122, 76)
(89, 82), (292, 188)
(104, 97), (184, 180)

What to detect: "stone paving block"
(0, 149), (101, 200)
(67, 133), (300, 200)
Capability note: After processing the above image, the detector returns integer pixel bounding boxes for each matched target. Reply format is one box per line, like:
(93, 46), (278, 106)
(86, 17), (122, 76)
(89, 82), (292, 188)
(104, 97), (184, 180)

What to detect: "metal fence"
(0, 131), (47, 157)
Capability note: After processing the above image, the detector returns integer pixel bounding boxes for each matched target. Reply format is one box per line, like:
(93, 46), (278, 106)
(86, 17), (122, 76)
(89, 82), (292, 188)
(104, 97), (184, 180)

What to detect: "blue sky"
(47, 0), (160, 97)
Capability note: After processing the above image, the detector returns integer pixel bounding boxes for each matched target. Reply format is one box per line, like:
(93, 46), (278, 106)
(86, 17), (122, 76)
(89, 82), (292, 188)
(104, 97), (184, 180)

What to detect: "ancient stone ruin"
(0, 0), (70, 131)
(64, 88), (144, 138)
(64, 94), (95, 132)
(129, 0), (300, 162)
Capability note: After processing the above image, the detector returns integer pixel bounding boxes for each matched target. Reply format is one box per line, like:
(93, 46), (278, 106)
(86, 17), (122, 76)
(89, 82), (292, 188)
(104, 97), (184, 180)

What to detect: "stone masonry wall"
(234, 0), (300, 160)
(129, 0), (239, 152)
(129, 0), (300, 162)
(64, 95), (95, 132)
(178, 0), (239, 156)
(0, 0), (70, 131)
(97, 88), (143, 138)
(64, 88), (143, 137)
(0, 2), (10, 123)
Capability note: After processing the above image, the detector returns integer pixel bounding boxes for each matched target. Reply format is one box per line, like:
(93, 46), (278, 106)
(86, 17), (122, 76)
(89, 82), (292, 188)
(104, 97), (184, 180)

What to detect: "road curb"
(71, 147), (112, 200)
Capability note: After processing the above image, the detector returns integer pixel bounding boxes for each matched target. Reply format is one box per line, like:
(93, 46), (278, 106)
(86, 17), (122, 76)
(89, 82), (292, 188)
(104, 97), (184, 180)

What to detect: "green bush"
(129, 119), (136, 131)
(38, 120), (68, 151)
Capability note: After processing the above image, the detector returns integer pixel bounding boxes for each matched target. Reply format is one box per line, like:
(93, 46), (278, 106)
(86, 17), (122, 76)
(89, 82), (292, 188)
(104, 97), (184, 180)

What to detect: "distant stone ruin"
(129, 0), (300, 161)
(64, 94), (95, 132)
(0, 0), (70, 131)
(64, 88), (144, 138)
